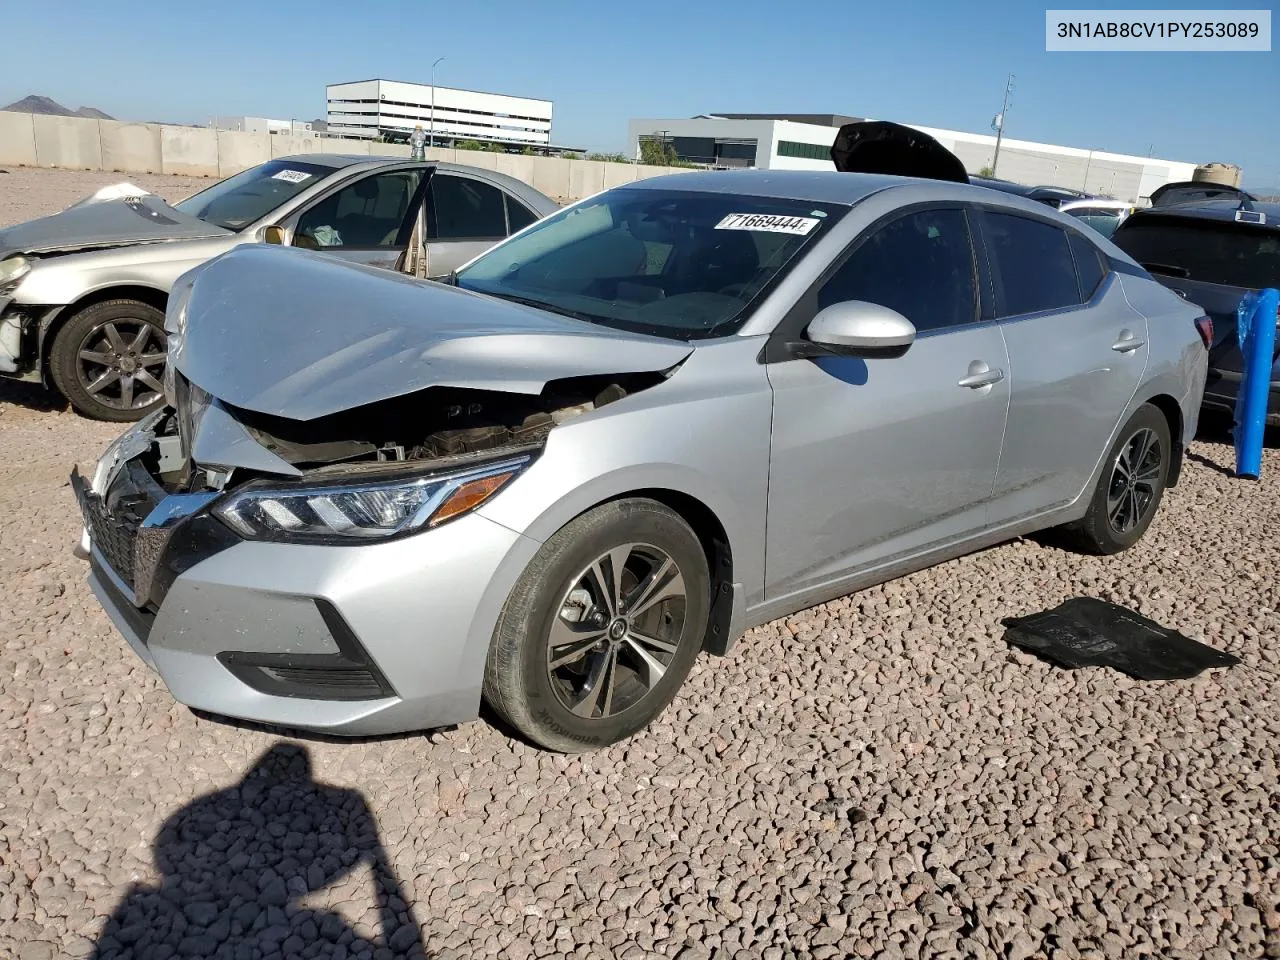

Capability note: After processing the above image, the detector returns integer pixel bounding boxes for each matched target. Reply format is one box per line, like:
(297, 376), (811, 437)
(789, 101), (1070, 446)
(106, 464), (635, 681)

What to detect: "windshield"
(454, 188), (846, 339)
(1113, 217), (1280, 289)
(1064, 207), (1126, 238)
(175, 159), (335, 230)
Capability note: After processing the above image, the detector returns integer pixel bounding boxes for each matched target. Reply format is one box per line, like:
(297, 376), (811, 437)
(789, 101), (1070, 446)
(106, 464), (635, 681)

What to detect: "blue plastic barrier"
(1233, 287), (1279, 479)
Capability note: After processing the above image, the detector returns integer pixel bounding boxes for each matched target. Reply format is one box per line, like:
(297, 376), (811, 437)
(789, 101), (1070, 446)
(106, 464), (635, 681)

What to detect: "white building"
(210, 116), (315, 137)
(327, 79), (554, 150)
(627, 113), (1199, 203)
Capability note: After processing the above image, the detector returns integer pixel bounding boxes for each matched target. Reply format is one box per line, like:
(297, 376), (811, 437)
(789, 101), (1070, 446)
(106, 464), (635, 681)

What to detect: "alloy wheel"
(1106, 426), (1162, 534)
(76, 319), (167, 412)
(546, 543), (688, 720)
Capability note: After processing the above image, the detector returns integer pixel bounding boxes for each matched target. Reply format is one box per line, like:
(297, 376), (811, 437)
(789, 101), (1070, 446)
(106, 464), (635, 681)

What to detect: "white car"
(1058, 199), (1135, 239)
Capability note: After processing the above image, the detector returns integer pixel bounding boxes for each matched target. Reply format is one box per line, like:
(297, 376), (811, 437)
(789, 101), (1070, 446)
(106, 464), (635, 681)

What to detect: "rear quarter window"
(1068, 232), (1107, 299)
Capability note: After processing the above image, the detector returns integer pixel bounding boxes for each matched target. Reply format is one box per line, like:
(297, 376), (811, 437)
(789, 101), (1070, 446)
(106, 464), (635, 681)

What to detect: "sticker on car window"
(271, 170), (313, 184)
(715, 213), (820, 235)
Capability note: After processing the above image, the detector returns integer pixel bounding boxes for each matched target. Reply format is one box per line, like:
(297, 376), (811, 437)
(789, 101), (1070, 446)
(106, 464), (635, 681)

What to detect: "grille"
(75, 462), (163, 595)
(82, 491), (142, 590)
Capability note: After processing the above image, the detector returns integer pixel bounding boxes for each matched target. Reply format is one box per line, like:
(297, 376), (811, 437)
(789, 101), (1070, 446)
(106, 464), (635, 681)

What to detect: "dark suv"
(1112, 199), (1280, 423)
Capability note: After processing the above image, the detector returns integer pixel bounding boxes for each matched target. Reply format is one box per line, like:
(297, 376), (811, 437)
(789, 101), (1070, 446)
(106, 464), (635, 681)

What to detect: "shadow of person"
(91, 743), (428, 959)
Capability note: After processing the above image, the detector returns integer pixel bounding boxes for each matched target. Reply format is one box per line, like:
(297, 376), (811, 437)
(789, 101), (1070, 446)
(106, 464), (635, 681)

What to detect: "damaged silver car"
(0, 156), (557, 420)
(74, 166), (1207, 752)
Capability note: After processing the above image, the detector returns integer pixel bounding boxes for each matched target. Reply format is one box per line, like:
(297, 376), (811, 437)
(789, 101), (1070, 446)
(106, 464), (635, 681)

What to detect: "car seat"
(669, 228), (761, 295)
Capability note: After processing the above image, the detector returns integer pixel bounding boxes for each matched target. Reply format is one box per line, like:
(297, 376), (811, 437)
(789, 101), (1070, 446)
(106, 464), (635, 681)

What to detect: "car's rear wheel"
(49, 299), (168, 422)
(483, 498), (710, 752)
(1069, 403), (1171, 555)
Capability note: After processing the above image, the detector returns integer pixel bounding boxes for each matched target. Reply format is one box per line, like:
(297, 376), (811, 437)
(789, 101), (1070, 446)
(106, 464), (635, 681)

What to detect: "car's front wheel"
(1069, 403), (1172, 554)
(49, 299), (168, 422)
(483, 498), (710, 752)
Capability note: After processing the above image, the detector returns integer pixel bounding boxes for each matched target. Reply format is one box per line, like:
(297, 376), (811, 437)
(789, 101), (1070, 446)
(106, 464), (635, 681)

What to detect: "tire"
(1069, 403), (1172, 555)
(49, 299), (168, 422)
(483, 498), (710, 752)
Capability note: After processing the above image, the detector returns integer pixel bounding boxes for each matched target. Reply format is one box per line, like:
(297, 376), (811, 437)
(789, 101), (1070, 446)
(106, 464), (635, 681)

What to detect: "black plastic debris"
(1001, 597), (1240, 680)
(829, 120), (970, 183)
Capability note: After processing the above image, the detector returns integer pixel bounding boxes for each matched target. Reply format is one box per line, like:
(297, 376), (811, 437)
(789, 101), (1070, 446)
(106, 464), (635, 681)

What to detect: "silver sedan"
(74, 170), (1208, 752)
(0, 156), (558, 420)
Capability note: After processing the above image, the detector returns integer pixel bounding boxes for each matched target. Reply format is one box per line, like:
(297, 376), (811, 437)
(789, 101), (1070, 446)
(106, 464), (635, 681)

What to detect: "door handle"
(1111, 336), (1145, 353)
(958, 366), (1005, 389)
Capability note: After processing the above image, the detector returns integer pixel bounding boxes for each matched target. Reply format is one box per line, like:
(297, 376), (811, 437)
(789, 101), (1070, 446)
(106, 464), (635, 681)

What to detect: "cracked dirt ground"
(0, 167), (1276, 959)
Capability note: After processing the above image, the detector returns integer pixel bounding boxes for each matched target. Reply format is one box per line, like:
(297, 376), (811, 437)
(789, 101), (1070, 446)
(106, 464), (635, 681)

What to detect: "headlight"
(0, 256), (31, 288)
(213, 455), (531, 543)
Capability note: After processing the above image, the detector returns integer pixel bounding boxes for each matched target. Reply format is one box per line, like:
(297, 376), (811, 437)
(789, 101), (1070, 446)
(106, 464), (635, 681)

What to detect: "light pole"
(429, 56), (447, 149)
(990, 73), (1014, 178)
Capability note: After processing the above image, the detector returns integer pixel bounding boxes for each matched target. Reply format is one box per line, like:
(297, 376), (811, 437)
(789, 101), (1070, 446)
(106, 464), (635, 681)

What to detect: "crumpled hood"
(172, 244), (694, 421)
(0, 193), (229, 259)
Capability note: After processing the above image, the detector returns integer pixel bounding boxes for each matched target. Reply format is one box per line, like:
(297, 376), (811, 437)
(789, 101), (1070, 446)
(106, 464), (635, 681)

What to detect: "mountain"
(1, 94), (114, 120)
(1244, 187), (1280, 202)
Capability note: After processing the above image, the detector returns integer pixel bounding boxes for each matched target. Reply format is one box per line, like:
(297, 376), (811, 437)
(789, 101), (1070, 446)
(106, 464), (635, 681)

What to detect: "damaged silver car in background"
(0, 156), (557, 420)
(73, 145), (1206, 752)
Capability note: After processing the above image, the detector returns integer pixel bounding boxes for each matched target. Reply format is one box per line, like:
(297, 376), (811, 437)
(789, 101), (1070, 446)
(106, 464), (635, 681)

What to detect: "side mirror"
(801, 300), (916, 359)
(262, 225), (287, 245)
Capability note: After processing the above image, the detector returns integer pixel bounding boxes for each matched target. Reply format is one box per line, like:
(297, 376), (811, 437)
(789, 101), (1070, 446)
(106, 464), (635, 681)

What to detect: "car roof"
(624, 169), (1068, 206)
(275, 154), (389, 169)
(272, 154), (557, 209)
(1126, 197), (1280, 229)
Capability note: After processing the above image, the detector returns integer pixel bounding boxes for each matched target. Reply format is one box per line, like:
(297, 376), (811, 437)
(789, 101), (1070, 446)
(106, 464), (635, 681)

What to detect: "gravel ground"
(1, 166), (1277, 960)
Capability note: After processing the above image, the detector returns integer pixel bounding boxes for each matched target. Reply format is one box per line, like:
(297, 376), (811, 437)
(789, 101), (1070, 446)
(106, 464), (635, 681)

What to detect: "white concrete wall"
(1, 112), (684, 201)
(0, 111), (37, 166)
(100, 121), (163, 174)
(217, 131), (271, 178)
(161, 126), (219, 177)
(33, 114), (102, 170)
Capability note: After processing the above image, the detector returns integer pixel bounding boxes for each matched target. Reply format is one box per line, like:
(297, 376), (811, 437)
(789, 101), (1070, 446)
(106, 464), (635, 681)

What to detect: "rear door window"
(983, 212), (1080, 316)
(1112, 218), (1280, 289)
(430, 175), (509, 240)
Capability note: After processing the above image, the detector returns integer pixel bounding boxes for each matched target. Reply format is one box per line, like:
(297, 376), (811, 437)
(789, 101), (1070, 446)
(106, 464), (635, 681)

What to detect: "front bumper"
(75, 445), (541, 736)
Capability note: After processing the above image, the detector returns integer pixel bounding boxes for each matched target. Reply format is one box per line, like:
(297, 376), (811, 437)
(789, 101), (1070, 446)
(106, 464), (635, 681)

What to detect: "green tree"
(562, 151), (582, 160)
(456, 140), (484, 151)
(586, 151), (629, 164)
(639, 137), (681, 167)
(977, 165), (995, 177)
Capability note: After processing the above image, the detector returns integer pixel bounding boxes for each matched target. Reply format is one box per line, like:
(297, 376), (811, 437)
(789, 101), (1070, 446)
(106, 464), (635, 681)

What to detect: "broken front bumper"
(73, 437), (542, 736)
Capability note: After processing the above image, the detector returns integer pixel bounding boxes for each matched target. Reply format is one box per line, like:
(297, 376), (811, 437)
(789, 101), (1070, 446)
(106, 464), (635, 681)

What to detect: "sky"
(3, 0), (1277, 188)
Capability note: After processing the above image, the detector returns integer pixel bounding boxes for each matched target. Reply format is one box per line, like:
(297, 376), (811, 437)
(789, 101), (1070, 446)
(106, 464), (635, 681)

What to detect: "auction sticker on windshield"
(715, 213), (820, 235)
(271, 170), (313, 184)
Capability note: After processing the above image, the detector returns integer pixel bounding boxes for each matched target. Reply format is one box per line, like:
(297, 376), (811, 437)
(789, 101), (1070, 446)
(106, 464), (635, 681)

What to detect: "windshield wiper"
(482, 291), (602, 325)
(1143, 262), (1191, 279)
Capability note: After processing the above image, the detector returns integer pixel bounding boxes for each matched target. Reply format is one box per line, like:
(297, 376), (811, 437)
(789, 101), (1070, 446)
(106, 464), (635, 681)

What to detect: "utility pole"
(990, 73), (1015, 177)
(429, 56), (447, 149)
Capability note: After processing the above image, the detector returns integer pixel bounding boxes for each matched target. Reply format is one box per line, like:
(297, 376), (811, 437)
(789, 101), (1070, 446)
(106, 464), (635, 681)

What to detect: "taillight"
(1194, 316), (1213, 349)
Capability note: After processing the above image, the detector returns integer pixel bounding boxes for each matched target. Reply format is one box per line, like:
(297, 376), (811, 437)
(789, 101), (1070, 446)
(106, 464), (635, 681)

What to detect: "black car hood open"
(830, 121), (970, 184)
(0, 192), (228, 259)
(172, 245), (694, 421)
